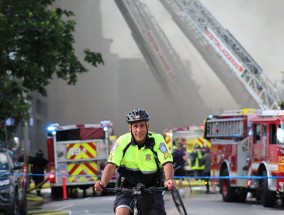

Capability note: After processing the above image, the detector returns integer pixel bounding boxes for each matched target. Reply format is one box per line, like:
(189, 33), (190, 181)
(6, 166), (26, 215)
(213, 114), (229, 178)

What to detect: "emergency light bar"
(259, 110), (284, 117)
(47, 123), (59, 131)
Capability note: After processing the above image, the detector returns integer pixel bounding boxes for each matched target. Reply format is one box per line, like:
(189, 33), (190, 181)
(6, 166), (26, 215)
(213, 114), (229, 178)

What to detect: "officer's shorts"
(113, 191), (166, 215)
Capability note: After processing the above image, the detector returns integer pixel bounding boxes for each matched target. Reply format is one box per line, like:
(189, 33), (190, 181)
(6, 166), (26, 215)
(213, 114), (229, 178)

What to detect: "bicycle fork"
(132, 189), (142, 215)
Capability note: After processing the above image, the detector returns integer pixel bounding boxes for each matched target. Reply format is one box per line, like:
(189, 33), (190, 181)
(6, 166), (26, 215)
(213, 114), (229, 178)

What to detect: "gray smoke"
(47, 0), (284, 136)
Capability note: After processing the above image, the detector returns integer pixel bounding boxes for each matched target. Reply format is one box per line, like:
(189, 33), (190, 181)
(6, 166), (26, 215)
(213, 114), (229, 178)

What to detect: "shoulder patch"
(159, 142), (168, 153)
(159, 142), (171, 159)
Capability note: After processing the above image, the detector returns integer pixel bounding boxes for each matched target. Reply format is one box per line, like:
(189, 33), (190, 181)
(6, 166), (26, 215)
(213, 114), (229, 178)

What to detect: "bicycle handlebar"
(104, 183), (169, 194)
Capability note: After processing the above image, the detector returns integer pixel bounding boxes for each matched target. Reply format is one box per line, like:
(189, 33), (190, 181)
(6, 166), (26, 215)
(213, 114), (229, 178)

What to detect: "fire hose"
(28, 210), (70, 215)
(27, 177), (70, 215)
(27, 177), (49, 193)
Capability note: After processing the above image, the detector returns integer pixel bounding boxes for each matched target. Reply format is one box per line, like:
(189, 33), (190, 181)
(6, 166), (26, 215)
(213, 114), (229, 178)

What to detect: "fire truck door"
(267, 123), (278, 163)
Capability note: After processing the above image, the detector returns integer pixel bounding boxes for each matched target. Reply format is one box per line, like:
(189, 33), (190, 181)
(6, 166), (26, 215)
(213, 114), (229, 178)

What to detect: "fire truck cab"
(47, 121), (116, 199)
(204, 109), (284, 208)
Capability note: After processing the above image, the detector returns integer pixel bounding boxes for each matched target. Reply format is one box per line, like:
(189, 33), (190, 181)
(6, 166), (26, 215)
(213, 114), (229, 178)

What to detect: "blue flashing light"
(249, 129), (253, 136)
(47, 123), (59, 132)
(208, 115), (214, 119)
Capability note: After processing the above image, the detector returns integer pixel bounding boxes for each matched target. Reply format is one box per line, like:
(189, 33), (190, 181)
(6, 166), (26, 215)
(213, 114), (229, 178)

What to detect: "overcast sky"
(101, 0), (284, 84)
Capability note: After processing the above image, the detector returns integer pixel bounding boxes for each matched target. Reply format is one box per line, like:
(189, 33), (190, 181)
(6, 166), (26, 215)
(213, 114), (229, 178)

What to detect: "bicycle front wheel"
(171, 189), (187, 215)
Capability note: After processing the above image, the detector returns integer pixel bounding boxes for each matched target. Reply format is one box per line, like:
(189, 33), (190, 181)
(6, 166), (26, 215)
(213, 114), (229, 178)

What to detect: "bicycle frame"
(105, 183), (168, 215)
(105, 183), (187, 215)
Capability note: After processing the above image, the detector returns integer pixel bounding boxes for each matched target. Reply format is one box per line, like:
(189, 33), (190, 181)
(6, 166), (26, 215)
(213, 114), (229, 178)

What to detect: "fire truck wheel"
(260, 170), (275, 208)
(220, 169), (237, 202)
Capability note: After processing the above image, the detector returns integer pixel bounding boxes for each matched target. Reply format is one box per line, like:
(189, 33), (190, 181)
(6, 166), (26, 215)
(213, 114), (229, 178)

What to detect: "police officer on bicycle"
(95, 108), (176, 215)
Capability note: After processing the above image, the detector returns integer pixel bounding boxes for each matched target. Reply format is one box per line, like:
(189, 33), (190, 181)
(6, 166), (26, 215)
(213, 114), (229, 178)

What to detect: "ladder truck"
(114, 0), (209, 123)
(204, 108), (284, 208)
(159, 0), (282, 110)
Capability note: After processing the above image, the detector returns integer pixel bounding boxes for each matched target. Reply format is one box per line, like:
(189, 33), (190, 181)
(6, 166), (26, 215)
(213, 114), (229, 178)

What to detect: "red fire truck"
(47, 120), (116, 199)
(204, 108), (284, 207)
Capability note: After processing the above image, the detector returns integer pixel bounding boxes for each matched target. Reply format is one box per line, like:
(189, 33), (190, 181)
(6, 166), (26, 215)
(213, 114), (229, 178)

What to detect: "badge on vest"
(145, 154), (152, 161)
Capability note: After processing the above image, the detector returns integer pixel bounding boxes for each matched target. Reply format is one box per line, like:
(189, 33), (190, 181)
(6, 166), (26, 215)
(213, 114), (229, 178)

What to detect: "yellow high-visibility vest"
(192, 151), (204, 170)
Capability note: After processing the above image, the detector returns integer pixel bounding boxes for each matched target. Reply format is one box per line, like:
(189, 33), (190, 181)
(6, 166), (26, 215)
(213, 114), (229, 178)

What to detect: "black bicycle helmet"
(126, 109), (150, 123)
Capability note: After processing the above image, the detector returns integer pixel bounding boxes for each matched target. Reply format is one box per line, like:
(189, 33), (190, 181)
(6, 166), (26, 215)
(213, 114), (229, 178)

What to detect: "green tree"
(0, 0), (104, 144)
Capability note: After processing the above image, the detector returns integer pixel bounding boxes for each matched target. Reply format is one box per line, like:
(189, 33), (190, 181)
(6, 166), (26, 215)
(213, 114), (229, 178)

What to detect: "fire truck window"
(270, 124), (276, 144)
(254, 124), (261, 144)
(262, 124), (267, 139)
(56, 129), (80, 141)
(277, 124), (284, 144)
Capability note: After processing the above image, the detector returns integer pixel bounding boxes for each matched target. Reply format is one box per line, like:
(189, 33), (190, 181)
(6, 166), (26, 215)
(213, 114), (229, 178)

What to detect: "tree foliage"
(0, 0), (104, 143)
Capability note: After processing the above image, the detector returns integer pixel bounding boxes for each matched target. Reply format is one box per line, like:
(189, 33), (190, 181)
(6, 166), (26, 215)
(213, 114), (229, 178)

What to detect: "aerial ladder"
(159, 0), (281, 110)
(114, 0), (210, 123)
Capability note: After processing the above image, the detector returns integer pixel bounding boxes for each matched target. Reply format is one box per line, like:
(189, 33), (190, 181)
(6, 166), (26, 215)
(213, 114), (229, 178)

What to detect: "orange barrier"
(62, 165), (67, 200)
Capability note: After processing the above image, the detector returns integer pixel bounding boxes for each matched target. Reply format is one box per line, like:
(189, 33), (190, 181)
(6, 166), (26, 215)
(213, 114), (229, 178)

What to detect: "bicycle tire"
(171, 189), (187, 215)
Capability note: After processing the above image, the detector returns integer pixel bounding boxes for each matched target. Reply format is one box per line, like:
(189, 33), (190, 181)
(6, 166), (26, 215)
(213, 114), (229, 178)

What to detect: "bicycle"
(105, 183), (187, 215)
(171, 189), (187, 215)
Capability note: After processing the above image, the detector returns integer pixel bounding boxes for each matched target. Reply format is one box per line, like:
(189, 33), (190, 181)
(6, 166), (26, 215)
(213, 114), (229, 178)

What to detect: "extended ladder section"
(115, 0), (185, 83)
(114, 0), (209, 122)
(160, 0), (281, 110)
(257, 109), (284, 117)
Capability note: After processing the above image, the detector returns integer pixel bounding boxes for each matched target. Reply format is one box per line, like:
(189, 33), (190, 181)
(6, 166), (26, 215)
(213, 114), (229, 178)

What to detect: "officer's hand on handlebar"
(164, 179), (176, 191)
(94, 180), (106, 193)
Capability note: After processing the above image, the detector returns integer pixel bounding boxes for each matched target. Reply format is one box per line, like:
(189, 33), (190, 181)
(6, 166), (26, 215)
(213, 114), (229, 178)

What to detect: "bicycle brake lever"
(136, 183), (145, 190)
